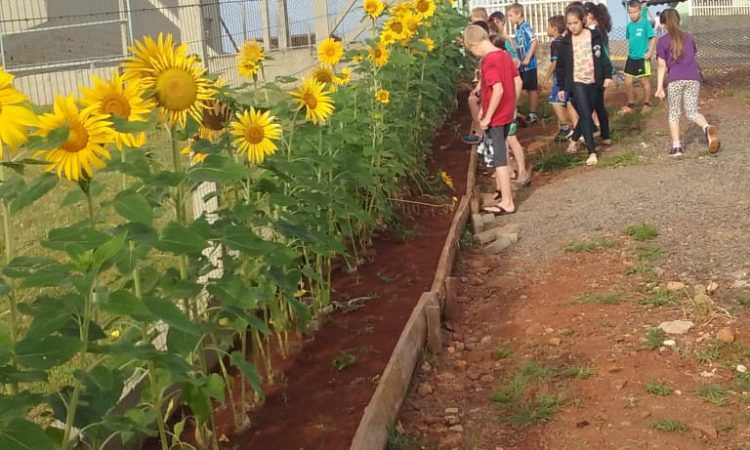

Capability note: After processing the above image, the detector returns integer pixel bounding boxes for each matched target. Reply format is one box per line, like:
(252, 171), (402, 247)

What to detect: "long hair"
(660, 9), (686, 61)
(596, 4), (612, 32)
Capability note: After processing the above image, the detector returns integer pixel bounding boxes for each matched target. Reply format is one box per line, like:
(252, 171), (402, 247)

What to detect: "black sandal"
(482, 205), (516, 216)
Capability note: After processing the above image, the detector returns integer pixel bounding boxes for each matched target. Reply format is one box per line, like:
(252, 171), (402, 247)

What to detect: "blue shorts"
(549, 85), (570, 105)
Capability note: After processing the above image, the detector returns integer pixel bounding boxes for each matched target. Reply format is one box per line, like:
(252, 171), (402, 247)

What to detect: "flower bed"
(0, 1), (467, 449)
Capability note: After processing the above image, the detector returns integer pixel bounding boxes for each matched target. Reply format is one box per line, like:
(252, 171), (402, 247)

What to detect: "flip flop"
(519, 177), (532, 188)
(493, 190), (502, 200)
(482, 205), (516, 216)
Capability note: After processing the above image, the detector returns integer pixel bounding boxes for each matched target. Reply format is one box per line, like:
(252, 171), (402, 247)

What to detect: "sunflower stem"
(0, 161), (19, 395)
(168, 127), (191, 319)
(86, 186), (96, 229)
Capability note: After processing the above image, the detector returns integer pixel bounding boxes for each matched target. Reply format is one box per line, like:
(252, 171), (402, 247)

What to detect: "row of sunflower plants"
(0, 1), (468, 449)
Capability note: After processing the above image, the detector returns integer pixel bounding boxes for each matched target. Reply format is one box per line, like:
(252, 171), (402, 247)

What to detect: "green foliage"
(695, 384), (729, 406)
(597, 150), (639, 168)
(534, 151), (586, 172)
(736, 294), (750, 308)
(565, 237), (617, 253)
(332, 351), (357, 372)
(624, 222), (659, 241)
(561, 366), (595, 379)
(492, 345), (513, 360)
(696, 344), (722, 364)
(645, 328), (666, 350)
(638, 290), (676, 307)
(491, 362), (563, 427)
(651, 419), (688, 432)
(645, 381), (673, 396)
(387, 425), (436, 450)
(575, 292), (623, 305)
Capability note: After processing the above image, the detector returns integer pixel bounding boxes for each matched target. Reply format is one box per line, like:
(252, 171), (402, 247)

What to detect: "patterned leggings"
(667, 80), (701, 124)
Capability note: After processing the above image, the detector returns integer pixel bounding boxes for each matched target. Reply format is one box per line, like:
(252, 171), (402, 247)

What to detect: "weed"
(598, 150), (639, 168)
(331, 350), (357, 371)
(638, 290), (676, 307)
(696, 344), (722, 364)
(534, 151), (586, 172)
(645, 381), (673, 396)
(572, 398), (584, 408)
(492, 345), (513, 360)
(387, 425), (435, 450)
(695, 384), (728, 406)
(624, 222), (659, 241)
(651, 419), (688, 432)
(635, 243), (664, 262)
(736, 372), (750, 391)
(565, 237), (617, 253)
(491, 361), (562, 427)
(560, 328), (576, 336)
(561, 366), (595, 379)
(624, 394), (638, 409)
(644, 328), (666, 350)
(575, 292), (623, 305)
(719, 423), (734, 433)
(459, 228), (473, 249)
(377, 271), (395, 284)
(505, 394), (561, 427)
(736, 294), (750, 308)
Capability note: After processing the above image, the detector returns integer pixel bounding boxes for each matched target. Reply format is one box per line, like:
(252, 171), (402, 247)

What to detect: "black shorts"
(487, 124), (512, 167)
(520, 69), (538, 91)
(624, 58), (652, 78)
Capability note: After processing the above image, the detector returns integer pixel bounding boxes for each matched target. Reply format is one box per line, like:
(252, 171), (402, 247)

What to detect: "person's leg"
(642, 76), (652, 111)
(593, 88), (610, 142)
(566, 101), (579, 128)
(529, 90), (538, 116)
(487, 125), (515, 213)
(572, 83), (596, 154)
(624, 75), (635, 108)
(463, 93), (482, 144)
(683, 80), (720, 153)
(525, 70), (539, 123)
(507, 135), (529, 182)
(666, 80), (683, 153)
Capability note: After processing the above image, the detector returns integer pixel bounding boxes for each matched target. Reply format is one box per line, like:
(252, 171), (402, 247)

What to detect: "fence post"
(276, 0), (291, 49)
(178, 0), (209, 63)
(260, 0), (273, 49)
(0, 5), (6, 68)
(313, 0), (330, 44)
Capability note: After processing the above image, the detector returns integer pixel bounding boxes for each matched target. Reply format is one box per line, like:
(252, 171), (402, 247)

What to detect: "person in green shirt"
(622, 0), (656, 114)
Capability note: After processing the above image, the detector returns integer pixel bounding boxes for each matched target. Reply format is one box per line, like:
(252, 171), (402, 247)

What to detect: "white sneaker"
(586, 153), (598, 166)
(566, 140), (579, 154)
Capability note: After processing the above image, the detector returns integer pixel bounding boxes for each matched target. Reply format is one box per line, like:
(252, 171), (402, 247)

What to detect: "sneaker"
(600, 138), (613, 146)
(555, 127), (572, 142)
(527, 112), (539, 124)
(593, 126), (601, 138)
(586, 153), (598, 166)
(461, 134), (482, 145)
(642, 102), (651, 113)
(566, 140), (579, 154)
(705, 125), (720, 154)
(669, 146), (683, 157)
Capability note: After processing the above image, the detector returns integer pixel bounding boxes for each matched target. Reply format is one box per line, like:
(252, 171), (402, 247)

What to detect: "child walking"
(544, 15), (578, 142)
(555, 5), (613, 166)
(506, 3), (540, 124)
(463, 24), (521, 215)
(654, 8), (720, 156)
(622, 0), (655, 114)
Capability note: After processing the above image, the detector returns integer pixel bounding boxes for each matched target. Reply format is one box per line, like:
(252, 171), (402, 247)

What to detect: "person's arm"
(645, 37), (656, 60)
(523, 37), (539, 66)
(514, 75), (522, 103)
(480, 83), (504, 129)
(544, 60), (557, 86)
(655, 57), (667, 98)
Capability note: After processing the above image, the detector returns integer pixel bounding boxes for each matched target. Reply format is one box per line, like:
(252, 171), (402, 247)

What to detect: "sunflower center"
(390, 22), (403, 34)
(416, 1), (429, 12)
(244, 124), (265, 144)
(101, 94), (132, 119)
(303, 92), (318, 110)
(61, 122), (90, 153)
(155, 68), (198, 111)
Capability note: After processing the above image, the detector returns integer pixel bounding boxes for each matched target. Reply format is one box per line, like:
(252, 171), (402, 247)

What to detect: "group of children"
(463, 1), (720, 216)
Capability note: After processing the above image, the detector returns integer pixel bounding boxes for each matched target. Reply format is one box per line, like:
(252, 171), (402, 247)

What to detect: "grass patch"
(561, 366), (595, 379)
(505, 394), (562, 427)
(387, 426), (435, 450)
(534, 151), (586, 172)
(624, 222), (659, 241)
(331, 350), (357, 371)
(644, 327), (666, 350)
(565, 237), (617, 253)
(695, 384), (729, 406)
(598, 149), (639, 168)
(651, 419), (688, 432)
(491, 361), (561, 427)
(645, 381), (673, 396)
(696, 344), (722, 364)
(492, 345), (513, 360)
(736, 294), (750, 308)
(576, 292), (623, 305)
(638, 290), (676, 307)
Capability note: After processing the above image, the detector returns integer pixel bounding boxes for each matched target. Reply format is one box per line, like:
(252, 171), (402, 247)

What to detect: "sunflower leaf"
(9, 173), (58, 215)
(110, 115), (151, 133)
(15, 335), (81, 370)
(0, 419), (57, 450)
(24, 124), (69, 151)
(187, 155), (248, 183)
(156, 222), (208, 255)
(113, 190), (153, 225)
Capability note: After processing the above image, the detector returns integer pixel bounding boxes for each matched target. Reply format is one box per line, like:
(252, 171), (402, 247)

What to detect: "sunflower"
(375, 88), (390, 104)
(363, 0), (386, 19)
(317, 38), (344, 66)
(238, 60), (260, 79)
(229, 108), (282, 164)
(0, 67), (38, 156)
(122, 34), (216, 129)
(391, 1), (414, 15)
(80, 73), (153, 150)
(239, 40), (265, 64)
(35, 95), (114, 181)
(440, 170), (454, 190)
(379, 30), (399, 46)
(414, 0), (436, 19)
(384, 16), (407, 38)
(420, 37), (435, 52)
(121, 33), (176, 82)
(333, 67), (352, 86)
(290, 78), (335, 125)
(401, 10), (421, 36)
(369, 44), (390, 68)
(311, 65), (335, 85)
(180, 144), (208, 164)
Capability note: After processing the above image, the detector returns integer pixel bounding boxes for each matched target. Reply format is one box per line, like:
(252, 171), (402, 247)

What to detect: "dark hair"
(567, 1), (584, 8)
(489, 11), (506, 23)
(565, 4), (585, 21)
(583, 2), (612, 32)
(627, 0), (642, 8)
(471, 20), (490, 34)
(548, 15), (565, 34)
(660, 8), (686, 61)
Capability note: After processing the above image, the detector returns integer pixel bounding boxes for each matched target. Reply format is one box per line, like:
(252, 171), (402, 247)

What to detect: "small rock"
(480, 374), (494, 383)
(437, 372), (456, 382)
(454, 360), (468, 371)
(693, 284), (707, 296)
(737, 364), (748, 373)
(447, 346), (456, 354)
(666, 281), (686, 292)
(467, 370), (480, 381)
(691, 422), (718, 439)
(549, 337), (562, 346)
(421, 361), (433, 372)
(611, 379), (628, 390)
(417, 383), (433, 396)
(640, 411), (652, 419)
(448, 424), (464, 433)
(444, 407), (459, 415)
(700, 370), (715, 378)
(454, 342), (465, 351)
(423, 415), (439, 425)
(444, 415), (460, 425)
(620, 421), (632, 427)
(480, 335), (492, 345)
(707, 281), (719, 294)
(659, 319), (694, 335)
(654, 267), (665, 277)
(576, 420), (590, 428)
(545, 327), (554, 334)
(663, 339), (677, 347)
(732, 280), (749, 289)
(717, 328), (735, 343)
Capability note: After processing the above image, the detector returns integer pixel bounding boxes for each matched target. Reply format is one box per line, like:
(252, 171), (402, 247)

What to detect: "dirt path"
(394, 82), (750, 450)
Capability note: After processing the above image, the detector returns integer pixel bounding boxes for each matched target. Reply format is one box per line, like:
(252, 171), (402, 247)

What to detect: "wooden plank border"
(350, 147), (477, 450)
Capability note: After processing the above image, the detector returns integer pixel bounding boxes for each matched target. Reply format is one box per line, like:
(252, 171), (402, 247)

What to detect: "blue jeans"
(570, 82), (610, 154)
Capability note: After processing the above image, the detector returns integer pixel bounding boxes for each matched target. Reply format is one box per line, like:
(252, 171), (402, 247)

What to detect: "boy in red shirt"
(463, 24), (521, 215)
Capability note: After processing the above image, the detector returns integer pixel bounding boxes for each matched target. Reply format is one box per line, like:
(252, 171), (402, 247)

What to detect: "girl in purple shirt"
(654, 9), (720, 156)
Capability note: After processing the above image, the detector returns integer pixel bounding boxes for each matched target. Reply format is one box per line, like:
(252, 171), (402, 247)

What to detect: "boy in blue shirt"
(622, 0), (655, 114)
(506, 3), (539, 124)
